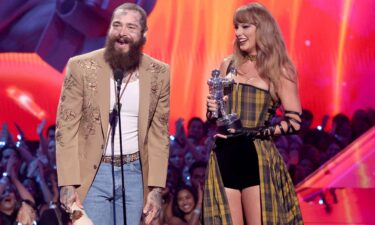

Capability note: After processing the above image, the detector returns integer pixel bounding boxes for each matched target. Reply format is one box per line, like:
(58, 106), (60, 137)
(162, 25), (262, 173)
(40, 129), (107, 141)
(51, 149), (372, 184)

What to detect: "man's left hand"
(143, 187), (163, 225)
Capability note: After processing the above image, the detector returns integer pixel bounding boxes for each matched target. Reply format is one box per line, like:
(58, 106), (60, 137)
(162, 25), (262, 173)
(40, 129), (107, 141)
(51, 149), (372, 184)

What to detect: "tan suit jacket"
(55, 48), (170, 201)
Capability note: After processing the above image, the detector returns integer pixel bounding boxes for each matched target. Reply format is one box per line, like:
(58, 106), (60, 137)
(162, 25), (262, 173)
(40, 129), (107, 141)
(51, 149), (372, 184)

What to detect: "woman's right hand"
(207, 95), (229, 113)
(206, 96), (218, 113)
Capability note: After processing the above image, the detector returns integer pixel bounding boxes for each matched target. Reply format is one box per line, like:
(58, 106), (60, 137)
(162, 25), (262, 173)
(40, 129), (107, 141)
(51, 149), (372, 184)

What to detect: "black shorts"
(214, 135), (260, 190)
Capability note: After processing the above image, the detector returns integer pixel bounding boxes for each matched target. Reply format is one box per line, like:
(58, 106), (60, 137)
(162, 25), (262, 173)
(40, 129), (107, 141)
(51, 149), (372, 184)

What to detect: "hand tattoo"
(60, 186), (76, 212)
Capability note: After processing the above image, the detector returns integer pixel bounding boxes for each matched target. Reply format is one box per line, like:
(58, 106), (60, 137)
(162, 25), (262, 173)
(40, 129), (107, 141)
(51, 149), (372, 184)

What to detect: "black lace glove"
(225, 110), (302, 140)
(226, 115), (299, 140)
(226, 127), (264, 139)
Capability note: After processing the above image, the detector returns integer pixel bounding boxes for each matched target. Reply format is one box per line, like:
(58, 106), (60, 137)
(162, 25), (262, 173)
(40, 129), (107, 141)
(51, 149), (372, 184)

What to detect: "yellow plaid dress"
(203, 83), (303, 225)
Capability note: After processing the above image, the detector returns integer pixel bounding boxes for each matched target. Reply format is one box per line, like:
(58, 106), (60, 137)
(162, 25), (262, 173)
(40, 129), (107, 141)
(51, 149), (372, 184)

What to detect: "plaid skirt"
(203, 139), (303, 225)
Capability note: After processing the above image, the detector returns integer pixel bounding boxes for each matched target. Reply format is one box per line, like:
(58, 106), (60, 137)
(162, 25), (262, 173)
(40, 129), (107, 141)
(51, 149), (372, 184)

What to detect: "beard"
(104, 35), (145, 72)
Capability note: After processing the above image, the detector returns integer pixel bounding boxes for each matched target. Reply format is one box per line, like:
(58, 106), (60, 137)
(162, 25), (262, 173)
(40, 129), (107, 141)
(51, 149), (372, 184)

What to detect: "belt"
(102, 152), (140, 167)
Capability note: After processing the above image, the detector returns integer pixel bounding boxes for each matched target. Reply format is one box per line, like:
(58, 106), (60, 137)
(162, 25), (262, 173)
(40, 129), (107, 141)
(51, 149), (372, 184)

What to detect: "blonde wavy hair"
(233, 3), (296, 101)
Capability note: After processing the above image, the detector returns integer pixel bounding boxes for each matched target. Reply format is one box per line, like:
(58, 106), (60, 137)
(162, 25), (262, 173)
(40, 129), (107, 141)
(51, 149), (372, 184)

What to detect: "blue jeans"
(83, 160), (144, 225)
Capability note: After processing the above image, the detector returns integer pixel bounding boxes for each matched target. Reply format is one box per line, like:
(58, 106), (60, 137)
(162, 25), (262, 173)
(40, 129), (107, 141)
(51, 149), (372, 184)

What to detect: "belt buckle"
(124, 154), (131, 163)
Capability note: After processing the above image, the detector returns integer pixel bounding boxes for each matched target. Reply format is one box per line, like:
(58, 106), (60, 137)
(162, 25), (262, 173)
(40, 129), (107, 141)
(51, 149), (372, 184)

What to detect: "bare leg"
(242, 185), (261, 225)
(225, 188), (244, 225)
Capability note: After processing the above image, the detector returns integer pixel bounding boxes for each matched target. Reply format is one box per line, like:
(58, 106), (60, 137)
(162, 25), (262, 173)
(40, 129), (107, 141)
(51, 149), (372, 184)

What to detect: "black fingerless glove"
(226, 110), (301, 140)
(226, 127), (263, 139)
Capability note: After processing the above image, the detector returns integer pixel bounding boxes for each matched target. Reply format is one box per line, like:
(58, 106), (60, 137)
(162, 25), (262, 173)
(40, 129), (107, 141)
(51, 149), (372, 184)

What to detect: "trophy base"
(216, 114), (243, 135)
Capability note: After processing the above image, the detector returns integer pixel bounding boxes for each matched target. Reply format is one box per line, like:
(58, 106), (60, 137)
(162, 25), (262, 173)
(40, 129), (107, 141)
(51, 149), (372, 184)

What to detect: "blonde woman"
(205, 3), (303, 225)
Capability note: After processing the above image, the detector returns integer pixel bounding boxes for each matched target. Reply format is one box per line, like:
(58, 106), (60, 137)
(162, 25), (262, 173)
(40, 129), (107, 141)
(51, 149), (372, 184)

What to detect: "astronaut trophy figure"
(207, 69), (242, 134)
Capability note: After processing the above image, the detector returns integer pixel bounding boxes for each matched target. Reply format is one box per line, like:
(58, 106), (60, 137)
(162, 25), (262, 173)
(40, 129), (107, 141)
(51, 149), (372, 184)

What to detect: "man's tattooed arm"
(60, 185), (76, 212)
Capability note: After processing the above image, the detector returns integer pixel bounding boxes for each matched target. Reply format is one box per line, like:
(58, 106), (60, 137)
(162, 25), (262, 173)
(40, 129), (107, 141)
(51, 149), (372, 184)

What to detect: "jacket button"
(93, 164), (97, 169)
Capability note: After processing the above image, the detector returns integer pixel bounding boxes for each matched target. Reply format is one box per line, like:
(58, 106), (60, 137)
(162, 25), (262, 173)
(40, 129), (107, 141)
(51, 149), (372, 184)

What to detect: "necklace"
(246, 54), (257, 62)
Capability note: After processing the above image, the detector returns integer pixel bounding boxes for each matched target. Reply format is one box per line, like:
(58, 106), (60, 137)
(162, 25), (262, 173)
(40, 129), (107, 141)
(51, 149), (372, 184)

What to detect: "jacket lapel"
(138, 55), (151, 149)
(96, 52), (111, 142)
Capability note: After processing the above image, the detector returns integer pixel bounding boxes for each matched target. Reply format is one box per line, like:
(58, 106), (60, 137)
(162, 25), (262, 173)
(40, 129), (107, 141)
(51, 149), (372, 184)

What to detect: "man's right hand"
(60, 185), (77, 212)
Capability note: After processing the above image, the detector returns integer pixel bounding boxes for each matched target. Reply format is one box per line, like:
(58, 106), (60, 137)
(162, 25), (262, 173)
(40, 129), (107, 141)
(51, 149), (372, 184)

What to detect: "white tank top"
(105, 76), (139, 156)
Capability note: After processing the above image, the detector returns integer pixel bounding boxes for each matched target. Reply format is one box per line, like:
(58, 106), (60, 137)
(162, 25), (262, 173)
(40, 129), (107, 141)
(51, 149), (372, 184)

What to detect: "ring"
(60, 203), (71, 213)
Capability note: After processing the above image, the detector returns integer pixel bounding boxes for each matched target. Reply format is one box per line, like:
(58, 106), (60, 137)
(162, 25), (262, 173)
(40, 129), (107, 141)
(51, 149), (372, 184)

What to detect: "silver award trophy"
(207, 69), (242, 134)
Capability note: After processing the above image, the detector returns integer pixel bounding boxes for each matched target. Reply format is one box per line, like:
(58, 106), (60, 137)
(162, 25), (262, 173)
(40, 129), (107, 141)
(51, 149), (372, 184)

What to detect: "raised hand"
(16, 201), (37, 225)
(37, 118), (47, 136)
(14, 122), (25, 141)
(7, 153), (20, 180)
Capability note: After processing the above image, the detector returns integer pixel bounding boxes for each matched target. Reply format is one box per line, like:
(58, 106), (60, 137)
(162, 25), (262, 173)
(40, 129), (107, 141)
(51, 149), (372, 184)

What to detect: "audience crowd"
(0, 107), (374, 224)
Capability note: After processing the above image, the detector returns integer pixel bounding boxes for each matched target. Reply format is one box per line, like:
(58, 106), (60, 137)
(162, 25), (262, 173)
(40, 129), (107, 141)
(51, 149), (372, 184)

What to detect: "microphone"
(113, 68), (124, 95)
(114, 68), (124, 84)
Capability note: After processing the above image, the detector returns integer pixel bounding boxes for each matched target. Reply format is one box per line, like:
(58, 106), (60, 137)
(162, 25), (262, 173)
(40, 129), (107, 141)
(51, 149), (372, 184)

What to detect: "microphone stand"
(110, 115), (117, 225)
(114, 72), (127, 225)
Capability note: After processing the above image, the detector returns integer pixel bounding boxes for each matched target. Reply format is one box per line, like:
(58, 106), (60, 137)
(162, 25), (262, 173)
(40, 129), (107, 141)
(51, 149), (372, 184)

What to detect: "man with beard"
(55, 3), (170, 225)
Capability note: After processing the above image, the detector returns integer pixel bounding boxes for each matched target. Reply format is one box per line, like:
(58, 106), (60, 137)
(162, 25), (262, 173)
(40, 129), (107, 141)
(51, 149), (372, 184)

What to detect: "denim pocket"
(130, 160), (142, 173)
